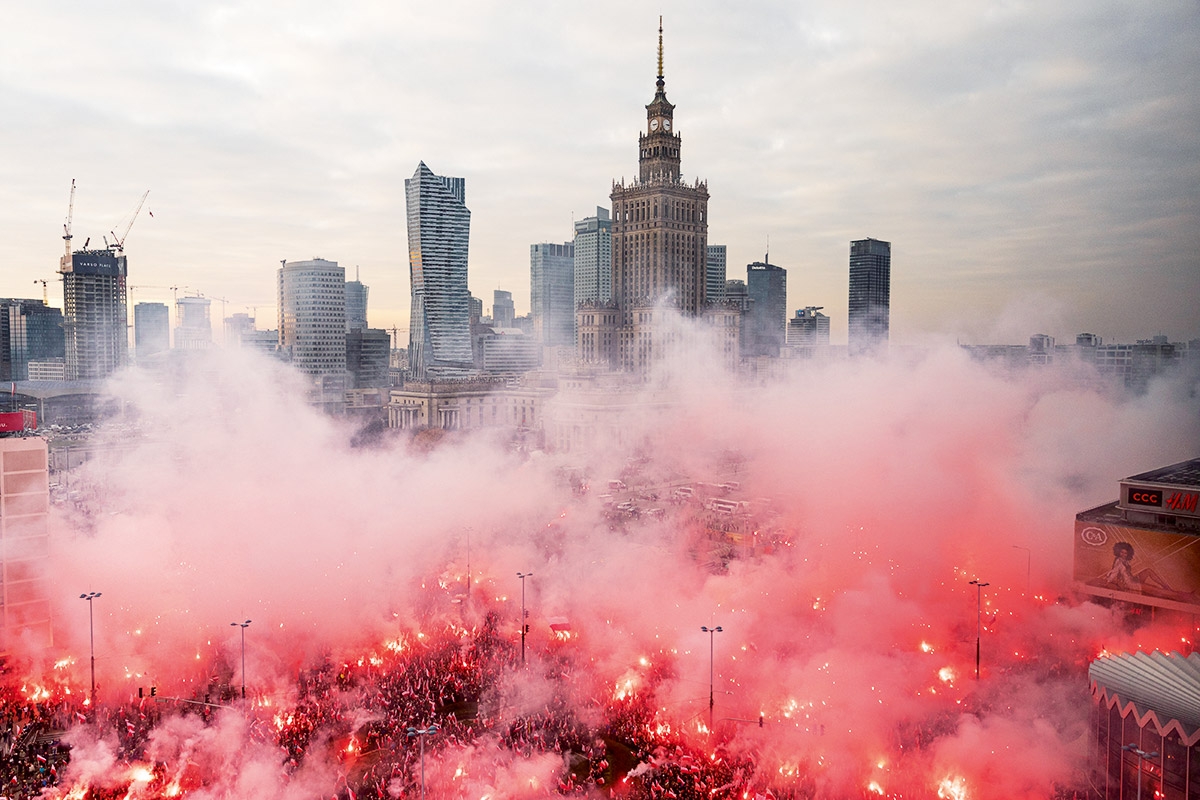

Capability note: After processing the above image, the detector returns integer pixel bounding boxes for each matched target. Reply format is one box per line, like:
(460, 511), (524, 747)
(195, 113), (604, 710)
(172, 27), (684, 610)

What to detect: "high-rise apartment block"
(60, 248), (128, 379)
(573, 208), (612, 309)
(530, 242), (575, 348)
(706, 245), (727, 303)
(278, 258), (347, 380)
(848, 237), (891, 357)
(134, 302), (170, 360)
(406, 162), (473, 379)
(747, 262), (787, 357)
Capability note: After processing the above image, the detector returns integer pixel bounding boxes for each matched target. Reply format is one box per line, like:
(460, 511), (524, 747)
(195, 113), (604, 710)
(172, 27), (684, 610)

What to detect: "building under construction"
(60, 248), (128, 380)
(56, 181), (146, 381)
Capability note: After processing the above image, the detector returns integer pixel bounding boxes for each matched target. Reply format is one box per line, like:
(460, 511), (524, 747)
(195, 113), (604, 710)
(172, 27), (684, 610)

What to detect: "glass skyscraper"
(747, 261), (787, 357)
(706, 245), (727, 303)
(405, 162), (473, 379)
(573, 207), (612, 310)
(530, 242), (574, 347)
(848, 237), (891, 357)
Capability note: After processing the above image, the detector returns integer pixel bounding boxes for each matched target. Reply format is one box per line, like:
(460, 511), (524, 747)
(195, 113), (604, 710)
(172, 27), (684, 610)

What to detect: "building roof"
(1089, 650), (1200, 745)
(1126, 458), (1200, 489)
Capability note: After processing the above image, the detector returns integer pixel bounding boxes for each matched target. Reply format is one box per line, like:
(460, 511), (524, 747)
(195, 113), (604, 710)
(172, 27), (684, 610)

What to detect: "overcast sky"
(3, 0), (1197, 346)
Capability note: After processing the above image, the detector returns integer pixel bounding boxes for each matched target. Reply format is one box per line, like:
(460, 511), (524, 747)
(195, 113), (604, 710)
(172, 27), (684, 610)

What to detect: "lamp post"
(700, 625), (723, 731)
(517, 572), (531, 664)
(1122, 744), (1159, 800)
(969, 580), (989, 679)
(229, 620), (251, 700)
(407, 724), (439, 800)
(1011, 545), (1031, 594)
(79, 591), (102, 707)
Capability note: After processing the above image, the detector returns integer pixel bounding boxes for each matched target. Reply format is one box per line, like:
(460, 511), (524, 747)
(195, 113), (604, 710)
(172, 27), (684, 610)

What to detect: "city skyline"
(2, 2), (1197, 346)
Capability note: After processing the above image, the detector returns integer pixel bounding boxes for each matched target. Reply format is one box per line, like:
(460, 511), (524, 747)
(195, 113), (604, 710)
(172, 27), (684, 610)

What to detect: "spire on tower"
(657, 16), (664, 83)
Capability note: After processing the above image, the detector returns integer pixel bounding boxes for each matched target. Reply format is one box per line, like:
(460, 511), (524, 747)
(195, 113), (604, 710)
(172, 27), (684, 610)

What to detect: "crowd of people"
(0, 604), (1100, 799)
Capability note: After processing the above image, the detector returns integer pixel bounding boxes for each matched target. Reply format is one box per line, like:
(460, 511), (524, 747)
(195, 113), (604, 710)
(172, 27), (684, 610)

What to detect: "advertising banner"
(1075, 518), (1200, 613)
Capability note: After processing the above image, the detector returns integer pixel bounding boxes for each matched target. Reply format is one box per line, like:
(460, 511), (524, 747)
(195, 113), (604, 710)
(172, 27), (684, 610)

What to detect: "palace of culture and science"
(576, 23), (739, 374)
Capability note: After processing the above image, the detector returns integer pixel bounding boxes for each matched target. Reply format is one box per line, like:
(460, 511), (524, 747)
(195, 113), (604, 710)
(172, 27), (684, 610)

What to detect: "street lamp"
(969, 580), (989, 679)
(229, 620), (251, 700)
(79, 591), (102, 707)
(1011, 545), (1031, 594)
(1122, 744), (1159, 800)
(517, 572), (532, 664)
(700, 625), (723, 730)
(407, 724), (439, 800)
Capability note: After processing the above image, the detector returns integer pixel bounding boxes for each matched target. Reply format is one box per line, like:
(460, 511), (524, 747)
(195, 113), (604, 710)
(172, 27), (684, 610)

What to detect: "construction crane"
(34, 280), (48, 305)
(61, 179), (76, 271)
(107, 190), (150, 254)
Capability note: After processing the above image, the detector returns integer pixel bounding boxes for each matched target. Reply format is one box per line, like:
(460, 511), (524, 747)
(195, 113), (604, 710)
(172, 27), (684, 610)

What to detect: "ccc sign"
(1128, 488), (1162, 507)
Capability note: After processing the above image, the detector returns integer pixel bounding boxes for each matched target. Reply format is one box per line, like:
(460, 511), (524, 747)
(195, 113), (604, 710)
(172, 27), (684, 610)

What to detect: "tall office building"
(493, 290), (515, 329)
(346, 328), (391, 388)
(345, 276), (368, 332)
(60, 248), (128, 380)
(134, 302), (170, 359)
(406, 162), (473, 379)
(174, 296), (212, 350)
(530, 241), (575, 347)
(224, 312), (256, 347)
(610, 22), (709, 318)
(746, 261), (787, 357)
(788, 307), (830, 347)
(1, 300), (64, 381)
(278, 258), (347, 380)
(706, 245), (727, 303)
(848, 237), (891, 357)
(573, 208), (612, 308)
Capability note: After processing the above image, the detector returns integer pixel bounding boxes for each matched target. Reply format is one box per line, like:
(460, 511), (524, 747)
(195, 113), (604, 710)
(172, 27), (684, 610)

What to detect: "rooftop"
(1126, 458), (1200, 489)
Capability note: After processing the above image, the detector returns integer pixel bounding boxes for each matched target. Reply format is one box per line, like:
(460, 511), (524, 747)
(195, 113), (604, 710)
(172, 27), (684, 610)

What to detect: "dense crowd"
(0, 602), (1103, 799)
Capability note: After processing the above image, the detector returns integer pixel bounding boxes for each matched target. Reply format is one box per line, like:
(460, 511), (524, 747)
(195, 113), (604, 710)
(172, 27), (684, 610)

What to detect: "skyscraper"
(706, 245), (727, 303)
(345, 276), (368, 332)
(278, 258), (346, 380)
(788, 307), (830, 347)
(1, 300), (64, 381)
(848, 237), (891, 356)
(60, 248), (128, 380)
(493, 290), (515, 329)
(573, 207), (612, 309)
(600, 20), (710, 372)
(746, 261), (787, 357)
(530, 241), (575, 347)
(406, 162), (473, 379)
(134, 302), (170, 360)
(174, 296), (212, 350)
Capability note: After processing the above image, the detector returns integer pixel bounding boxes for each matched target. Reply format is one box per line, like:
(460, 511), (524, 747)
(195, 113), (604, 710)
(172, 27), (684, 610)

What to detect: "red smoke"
(7, 332), (1199, 799)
